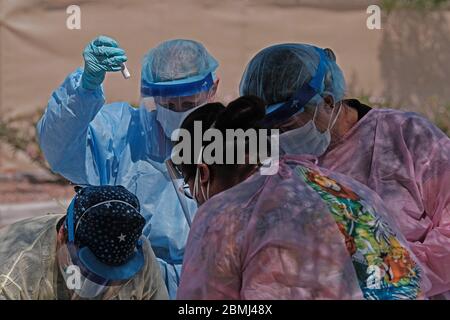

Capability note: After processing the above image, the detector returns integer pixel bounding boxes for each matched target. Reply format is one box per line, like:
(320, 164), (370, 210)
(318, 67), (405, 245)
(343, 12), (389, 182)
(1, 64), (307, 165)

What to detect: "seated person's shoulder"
(0, 214), (63, 244)
(127, 236), (169, 299)
(0, 214), (62, 298)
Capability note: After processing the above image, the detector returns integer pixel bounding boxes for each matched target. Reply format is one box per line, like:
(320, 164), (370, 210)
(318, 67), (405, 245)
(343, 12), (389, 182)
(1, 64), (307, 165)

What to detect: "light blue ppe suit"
(36, 69), (198, 298)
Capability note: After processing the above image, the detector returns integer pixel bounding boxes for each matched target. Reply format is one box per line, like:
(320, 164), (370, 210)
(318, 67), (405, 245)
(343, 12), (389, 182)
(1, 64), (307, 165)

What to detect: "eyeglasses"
(180, 183), (193, 200)
(164, 159), (195, 227)
(166, 159), (195, 200)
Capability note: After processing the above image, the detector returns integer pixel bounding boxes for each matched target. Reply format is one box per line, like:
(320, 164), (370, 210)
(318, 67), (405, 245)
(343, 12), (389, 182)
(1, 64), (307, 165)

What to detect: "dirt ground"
(0, 177), (73, 227)
(0, 180), (74, 203)
(0, 143), (74, 203)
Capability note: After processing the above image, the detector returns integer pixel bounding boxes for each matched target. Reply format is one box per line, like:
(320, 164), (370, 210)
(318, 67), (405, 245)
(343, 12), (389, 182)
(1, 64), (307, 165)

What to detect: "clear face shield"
(56, 243), (123, 299)
(140, 73), (216, 139)
(165, 159), (194, 228)
(57, 198), (144, 299)
(257, 47), (329, 129)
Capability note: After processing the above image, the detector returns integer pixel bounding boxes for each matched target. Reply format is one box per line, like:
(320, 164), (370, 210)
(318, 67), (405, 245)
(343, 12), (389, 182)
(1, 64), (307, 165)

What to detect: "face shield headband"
(141, 72), (215, 98)
(258, 47), (328, 128)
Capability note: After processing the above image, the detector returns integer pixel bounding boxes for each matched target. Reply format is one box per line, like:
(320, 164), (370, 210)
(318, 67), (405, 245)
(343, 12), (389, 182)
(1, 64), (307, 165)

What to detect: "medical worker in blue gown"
(37, 36), (220, 298)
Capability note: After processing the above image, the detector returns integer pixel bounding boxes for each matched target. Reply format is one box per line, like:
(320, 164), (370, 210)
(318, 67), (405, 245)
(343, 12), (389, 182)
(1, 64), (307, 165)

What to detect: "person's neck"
(330, 103), (359, 144)
(211, 164), (260, 198)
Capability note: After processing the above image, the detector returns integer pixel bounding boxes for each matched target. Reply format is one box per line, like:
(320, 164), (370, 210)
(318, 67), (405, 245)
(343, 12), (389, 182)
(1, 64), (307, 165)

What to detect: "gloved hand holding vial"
(81, 35), (129, 90)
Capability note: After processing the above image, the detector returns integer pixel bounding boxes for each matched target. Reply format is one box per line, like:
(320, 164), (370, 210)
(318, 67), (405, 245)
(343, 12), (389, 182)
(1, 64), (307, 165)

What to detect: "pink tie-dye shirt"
(177, 156), (431, 300)
(319, 109), (450, 297)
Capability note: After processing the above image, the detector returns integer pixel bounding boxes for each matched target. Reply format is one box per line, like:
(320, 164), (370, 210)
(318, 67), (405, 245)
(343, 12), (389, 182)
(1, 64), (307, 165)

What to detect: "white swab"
(121, 63), (131, 79)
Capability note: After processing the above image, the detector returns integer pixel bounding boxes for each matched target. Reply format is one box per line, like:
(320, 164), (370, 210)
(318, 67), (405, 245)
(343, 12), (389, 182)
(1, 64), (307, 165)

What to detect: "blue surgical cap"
(239, 43), (346, 108)
(141, 39), (219, 89)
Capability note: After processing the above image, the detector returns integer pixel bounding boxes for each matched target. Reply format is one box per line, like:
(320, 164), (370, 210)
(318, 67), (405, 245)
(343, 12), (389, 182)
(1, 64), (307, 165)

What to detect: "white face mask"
(156, 104), (204, 138)
(279, 102), (342, 157)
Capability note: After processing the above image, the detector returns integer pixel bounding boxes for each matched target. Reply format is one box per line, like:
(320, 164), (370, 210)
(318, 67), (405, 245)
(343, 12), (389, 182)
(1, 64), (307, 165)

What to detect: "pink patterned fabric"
(177, 156), (431, 300)
(319, 109), (450, 297)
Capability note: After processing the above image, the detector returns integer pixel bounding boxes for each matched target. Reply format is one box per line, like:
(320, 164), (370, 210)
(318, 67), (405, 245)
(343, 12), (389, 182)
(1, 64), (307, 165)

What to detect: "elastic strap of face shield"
(66, 197), (76, 243)
(258, 47), (328, 128)
(141, 72), (214, 97)
(66, 197), (140, 244)
(165, 159), (193, 228)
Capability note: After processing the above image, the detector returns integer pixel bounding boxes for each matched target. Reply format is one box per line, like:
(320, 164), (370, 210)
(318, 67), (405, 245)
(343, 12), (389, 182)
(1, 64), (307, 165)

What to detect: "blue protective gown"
(37, 69), (197, 298)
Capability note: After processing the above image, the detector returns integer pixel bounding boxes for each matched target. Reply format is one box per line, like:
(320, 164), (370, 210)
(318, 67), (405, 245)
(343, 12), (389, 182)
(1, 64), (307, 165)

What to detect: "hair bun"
(215, 95), (266, 130)
(324, 48), (336, 62)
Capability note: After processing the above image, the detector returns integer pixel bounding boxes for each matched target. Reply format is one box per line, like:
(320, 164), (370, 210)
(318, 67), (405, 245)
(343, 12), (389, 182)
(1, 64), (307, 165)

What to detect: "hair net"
(239, 43), (346, 108)
(142, 39), (219, 86)
(139, 39), (220, 162)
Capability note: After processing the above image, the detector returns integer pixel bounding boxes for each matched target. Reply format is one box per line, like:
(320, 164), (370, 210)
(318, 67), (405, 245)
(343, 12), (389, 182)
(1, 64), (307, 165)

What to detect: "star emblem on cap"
(118, 233), (126, 242)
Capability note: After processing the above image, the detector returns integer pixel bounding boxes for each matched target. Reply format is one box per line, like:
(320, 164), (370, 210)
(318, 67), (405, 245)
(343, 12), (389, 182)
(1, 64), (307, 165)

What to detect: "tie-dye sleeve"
(176, 200), (244, 300)
(177, 172), (362, 300)
(400, 113), (450, 296)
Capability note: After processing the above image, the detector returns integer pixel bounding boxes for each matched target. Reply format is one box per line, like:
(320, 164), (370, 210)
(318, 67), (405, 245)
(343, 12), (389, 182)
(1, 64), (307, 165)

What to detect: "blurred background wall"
(0, 0), (385, 119)
(0, 0), (449, 210)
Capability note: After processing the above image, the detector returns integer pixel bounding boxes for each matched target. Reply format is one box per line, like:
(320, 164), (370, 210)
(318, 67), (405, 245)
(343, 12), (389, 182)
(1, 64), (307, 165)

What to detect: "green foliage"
(0, 109), (60, 180)
(426, 100), (450, 136)
(381, 0), (449, 12)
(353, 94), (450, 137)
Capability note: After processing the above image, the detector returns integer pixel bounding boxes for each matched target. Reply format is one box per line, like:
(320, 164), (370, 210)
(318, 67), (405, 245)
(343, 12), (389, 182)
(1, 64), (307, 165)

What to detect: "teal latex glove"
(81, 36), (128, 90)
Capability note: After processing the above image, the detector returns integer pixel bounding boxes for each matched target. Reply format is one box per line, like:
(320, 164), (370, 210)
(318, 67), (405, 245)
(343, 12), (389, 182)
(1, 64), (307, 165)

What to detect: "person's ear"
(323, 95), (335, 109)
(208, 78), (220, 101)
(57, 222), (68, 244)
(198, 163), (210, 185)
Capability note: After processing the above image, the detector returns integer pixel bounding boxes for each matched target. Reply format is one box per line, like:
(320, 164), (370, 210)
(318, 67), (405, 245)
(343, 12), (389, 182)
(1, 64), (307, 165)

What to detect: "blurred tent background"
(0, 0), (449, 223)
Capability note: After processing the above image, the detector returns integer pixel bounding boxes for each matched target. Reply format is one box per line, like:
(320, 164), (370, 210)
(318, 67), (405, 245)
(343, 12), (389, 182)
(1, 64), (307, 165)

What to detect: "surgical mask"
(279, 102), (342, 157)
(156, 103), (204, 138)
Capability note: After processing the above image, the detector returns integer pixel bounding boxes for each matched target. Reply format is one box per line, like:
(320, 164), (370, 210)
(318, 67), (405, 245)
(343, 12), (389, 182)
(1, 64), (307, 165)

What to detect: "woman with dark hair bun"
(172, 96), (431, 300)
(240, 44), (450, 298)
